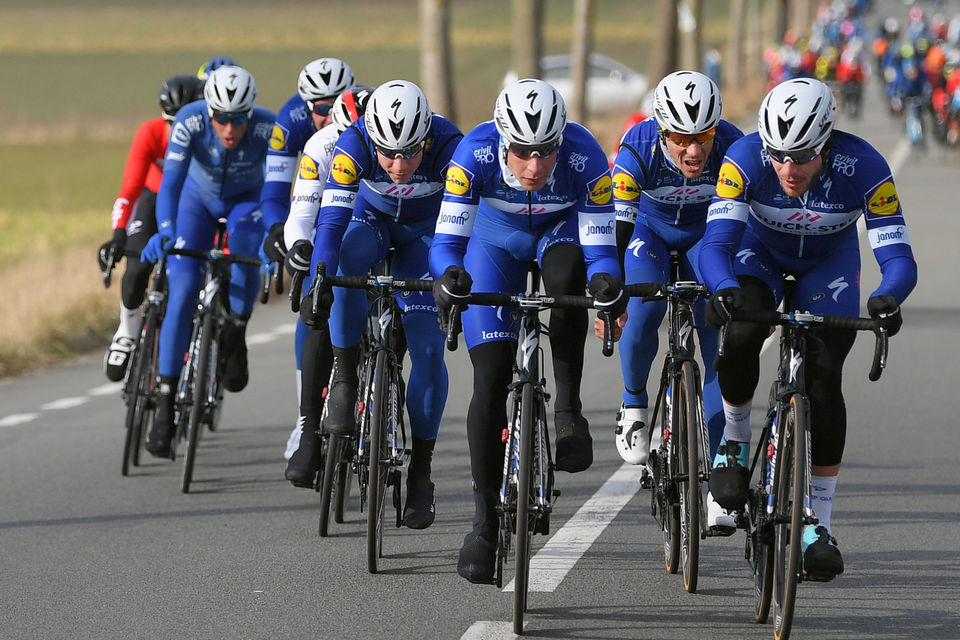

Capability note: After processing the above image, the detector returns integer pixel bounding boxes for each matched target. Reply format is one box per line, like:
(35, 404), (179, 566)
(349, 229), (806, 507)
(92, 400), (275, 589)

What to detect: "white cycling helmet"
(331, 85), (374, 134)
(758, 78), (836, 153)
(297, 58), (355, 102)
(365, 80), (432, 152)
(204, 65), (257, 116)
(494, 78), (566, 146)
(653, 70), (723, 135)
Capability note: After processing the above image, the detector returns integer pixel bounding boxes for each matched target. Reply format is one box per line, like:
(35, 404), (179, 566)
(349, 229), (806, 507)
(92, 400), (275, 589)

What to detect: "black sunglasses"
(308, 101), (334, 116)
(508, 141), (560, 159)
(765, 145), (821, 164)
(211, 111), (251, 126)
(375, 141), (425, 159)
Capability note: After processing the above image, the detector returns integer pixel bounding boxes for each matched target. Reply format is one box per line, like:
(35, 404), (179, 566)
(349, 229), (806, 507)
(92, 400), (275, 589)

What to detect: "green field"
(0, 0), (745, 375)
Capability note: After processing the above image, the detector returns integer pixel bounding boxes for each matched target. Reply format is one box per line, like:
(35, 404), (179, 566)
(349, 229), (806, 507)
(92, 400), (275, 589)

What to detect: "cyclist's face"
(505, 148), (558, 191)
(769, 155), (823, 197)
(663, 135), (714, 179)
(376, 150), (423, 184)
(211, 119), (247, 149)
(309, 98), (336, 130)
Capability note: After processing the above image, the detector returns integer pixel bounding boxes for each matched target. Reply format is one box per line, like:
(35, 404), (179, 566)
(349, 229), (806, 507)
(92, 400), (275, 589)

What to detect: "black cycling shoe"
(145, 386), (176, 458)
(221, 319), (249, 393)
(709, 439), (749, 511)
(284, 419), (322, 488)
(803, 525), (844, 580)
(555, 411), (593, 473)
(323, 380), (358, 436)
(402, 473), (436, 529)
(457, 528), (497, 584)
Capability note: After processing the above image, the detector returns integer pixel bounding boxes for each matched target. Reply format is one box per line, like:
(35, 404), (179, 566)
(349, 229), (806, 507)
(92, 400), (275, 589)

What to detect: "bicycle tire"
(752, 447), (775, 624)
(662, 381), (681, 575)
(334, 450), (351, 524)
(121, 310), (156, 475)
(181, 311), (214, 493)
(513, 378), (536, 635)
(366, 349), (390, 573)
(773, 393), (809, 640)
(318, 433), (342, 538)
(680, 360), (703, 593)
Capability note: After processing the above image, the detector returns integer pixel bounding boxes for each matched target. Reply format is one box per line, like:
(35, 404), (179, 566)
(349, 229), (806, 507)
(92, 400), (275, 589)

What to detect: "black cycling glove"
(262, 223), (287, 264)
(432, 265), (473, 318)
(284, 239), (313, 277)
(588, 272), (628, 318)
(867, 294), (902, 337)
(705, 287), (745, 328)
(97, 228), (127, 271)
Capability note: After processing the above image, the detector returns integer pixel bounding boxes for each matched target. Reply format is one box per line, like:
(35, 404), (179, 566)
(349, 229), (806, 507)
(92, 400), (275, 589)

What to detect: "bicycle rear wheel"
(662, 380), (681, 575)
(679, 361), (704, 593)
(773, 394), (809, 640)
(319, 433), (346, 538)
(181, 311), (214, 493)
(513, 379), (536, 635)
(366, 350), (390, 573)
(121, 310), (157, 475)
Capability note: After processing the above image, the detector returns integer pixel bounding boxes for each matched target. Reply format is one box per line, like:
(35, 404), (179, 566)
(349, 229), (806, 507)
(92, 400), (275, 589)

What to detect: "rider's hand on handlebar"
(299, 286), (333, 328)
(705, 286), (745, 328)
(263, 223), (287, 264)
(140, 230), (174, 264)
(588, 272), (628, 318)
(867, 294), (902, 337)
(433, 265), (473, 317)
(97, 228), (127, 271)
(284, 239), (313, 277)
(593, 310), (627, 341)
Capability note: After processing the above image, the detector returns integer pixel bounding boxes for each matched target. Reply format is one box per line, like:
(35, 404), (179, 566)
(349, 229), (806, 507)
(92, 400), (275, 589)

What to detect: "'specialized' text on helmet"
(204, 65), (257, 117)
(159, 74), (205, 122)
(297, 58), (355, 102)
(331, 85), (374, 134)
(494, 78), (566, 146)
(365, 80), (432, 151)
(758, 78), (836, 153)
(653, 70), (723, 134)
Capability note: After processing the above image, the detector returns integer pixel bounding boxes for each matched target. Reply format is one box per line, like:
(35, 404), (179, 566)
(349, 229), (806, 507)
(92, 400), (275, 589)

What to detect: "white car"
(502, 53), (649, 116)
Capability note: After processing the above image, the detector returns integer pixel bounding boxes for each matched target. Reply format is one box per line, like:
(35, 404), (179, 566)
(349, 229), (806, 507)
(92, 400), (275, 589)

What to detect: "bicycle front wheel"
(121, 310), (157, 475)
(773, 393), (810, 640)
(679, 360), (704, 593)
(319, 433), (345, 538)
(366, 349), (390, 573)
(662, 381), (681, 575)
(513, 379), (536, 635)
(181, 311), (214, 493)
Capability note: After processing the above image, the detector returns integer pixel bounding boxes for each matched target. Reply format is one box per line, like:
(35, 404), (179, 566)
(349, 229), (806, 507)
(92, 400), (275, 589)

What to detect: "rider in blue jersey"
(293, 80), (463, 529)
(429, 79), (626, 584)
(256, 58), (355, 462)
(139, 65), (276, 458)
(609, 71), (744, 534)
(700, 78), (917, 579)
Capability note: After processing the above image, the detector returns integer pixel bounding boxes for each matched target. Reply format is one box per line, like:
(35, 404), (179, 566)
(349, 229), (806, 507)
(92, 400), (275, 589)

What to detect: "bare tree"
(726, 0), (745, 88)
(651, 0), (679, 82)
(513, 0), (544, 80)
(678, 0), (703, 72)
(419, 0), (457, 123)
(569, 0), (594, 122)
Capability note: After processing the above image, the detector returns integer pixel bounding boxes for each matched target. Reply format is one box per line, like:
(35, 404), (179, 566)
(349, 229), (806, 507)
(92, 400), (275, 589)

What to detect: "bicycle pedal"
(804, 570), (838, 583)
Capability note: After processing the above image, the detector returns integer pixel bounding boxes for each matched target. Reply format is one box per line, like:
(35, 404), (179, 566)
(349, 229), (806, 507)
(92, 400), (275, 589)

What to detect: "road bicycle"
(628, 250), (713, 594)
(166, 230), (261, 493)
(296, 260), (432, 573)
(721, 280), (888, 640)
(445, 266), (614, 635)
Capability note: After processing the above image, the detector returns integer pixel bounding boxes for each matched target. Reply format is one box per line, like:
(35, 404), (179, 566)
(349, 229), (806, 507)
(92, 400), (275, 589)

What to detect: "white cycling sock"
(811, 474), (838, 534)
(721, 399), (752, 443)
(115, 304), (140, 341)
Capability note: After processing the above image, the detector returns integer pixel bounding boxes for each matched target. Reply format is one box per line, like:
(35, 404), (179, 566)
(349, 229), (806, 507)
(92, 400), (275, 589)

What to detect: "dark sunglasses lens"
(767, 147), (818, 163)
(214, 112), (249, 125)
(510, 142), (558, 158)
(377, 143), (422, 159)
(312, 102), (333, 116)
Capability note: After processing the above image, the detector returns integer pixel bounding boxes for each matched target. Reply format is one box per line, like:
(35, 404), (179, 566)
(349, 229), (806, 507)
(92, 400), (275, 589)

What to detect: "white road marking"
(248, 322), (297, 345)
(88, 382), (123, 396)
(460, 620), (518, 639)
(41, 397), (89, 411)
(888, 138), (910, 178)
(0, 413), (39, 427)
(503, 463), (644, 592)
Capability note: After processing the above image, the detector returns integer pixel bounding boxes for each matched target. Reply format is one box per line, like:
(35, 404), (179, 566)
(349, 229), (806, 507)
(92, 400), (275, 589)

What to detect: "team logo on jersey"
(299, 155), (318, 181)
(588, 175), (613, 205)
(867, 180), (899, 216)
(445, 166), (471, 196)
(269, 124), (288, 151)
(612, 172), (640, 200)
(330, 153), (358, 185)
(716, 161), (744, 198)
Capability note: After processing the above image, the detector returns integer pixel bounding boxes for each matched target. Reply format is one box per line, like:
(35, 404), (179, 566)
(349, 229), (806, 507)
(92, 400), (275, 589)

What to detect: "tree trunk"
(726, 0), (745, 88)
(569, 0), (594, 122)
(419, 0), (457, 124)
(513, 0), (544, 80)
(651, 0), (678, 82)
(678, 0), (702, 72)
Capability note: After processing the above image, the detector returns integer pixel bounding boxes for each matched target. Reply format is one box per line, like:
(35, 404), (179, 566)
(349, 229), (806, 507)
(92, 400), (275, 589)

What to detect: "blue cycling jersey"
(260, 93), (317, 229)
(613, 118), (744, 229)
(311, 114), (463, 275)
(429, 120), (620, 281)
(700, 131), (918, 303)
(157, 100), (276, 235)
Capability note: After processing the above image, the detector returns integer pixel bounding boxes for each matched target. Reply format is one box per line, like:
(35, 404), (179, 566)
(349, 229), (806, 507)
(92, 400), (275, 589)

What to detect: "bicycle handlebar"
(166, 247), (262, 267)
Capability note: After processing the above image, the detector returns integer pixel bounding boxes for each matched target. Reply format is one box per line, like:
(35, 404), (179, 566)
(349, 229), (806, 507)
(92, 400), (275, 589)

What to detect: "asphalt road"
(3, 20), (960, 640)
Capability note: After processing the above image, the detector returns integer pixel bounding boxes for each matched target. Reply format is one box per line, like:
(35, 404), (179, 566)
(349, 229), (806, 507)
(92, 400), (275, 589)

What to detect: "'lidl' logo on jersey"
(445, 166), (470, 196)
(612, 171), (640, 201)
(716, 161), (744, 198)
(588, 175), (613, 205)
(270, 124), (287, 151)
(867, 180), (899, 216)
(299, 155), (318, 181)
(330, 153), (358, 185)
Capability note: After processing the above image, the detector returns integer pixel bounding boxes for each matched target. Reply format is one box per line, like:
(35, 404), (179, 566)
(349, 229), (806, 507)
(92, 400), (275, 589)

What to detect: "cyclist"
(700, 78), (917, 577)
(281, 85), (374, 484)
(98, 73), (206, 381)
(429, 79), (626, 584)
(139, 65), (276, 458)
(256, 57), (355, 461)
(294, 80), (463, 529)
(607, 70), (744, 534)
(197, 55), (238, 81)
